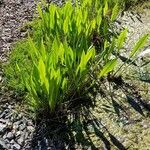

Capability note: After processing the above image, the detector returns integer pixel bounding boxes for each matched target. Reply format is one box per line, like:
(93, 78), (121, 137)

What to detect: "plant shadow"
(29, 76), (150, 150)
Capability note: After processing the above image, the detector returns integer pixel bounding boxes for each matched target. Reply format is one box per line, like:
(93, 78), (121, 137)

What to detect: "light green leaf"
(111, 3), (119, 21)
(99, 59), (117, 78)
(38, 58), (46, 83)
(63, 17), (69, 34)
(103, 1), (108, 16)
(37, 4), (43, 20)
(129, 34), (149, 58)
(117, 28), (128, 51)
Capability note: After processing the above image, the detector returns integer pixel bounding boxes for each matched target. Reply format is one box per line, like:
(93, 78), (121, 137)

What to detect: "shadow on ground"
(30, 75), (150, 150)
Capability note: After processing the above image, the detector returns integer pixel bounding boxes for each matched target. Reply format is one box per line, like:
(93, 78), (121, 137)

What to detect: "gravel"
(0, 0), (150, 149)
(0, 0), (38, 62)
(0, 103), (35, 149)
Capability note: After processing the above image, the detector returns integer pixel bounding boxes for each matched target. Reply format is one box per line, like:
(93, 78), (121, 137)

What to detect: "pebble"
(0, 138), (8, 150)
(27, 126), (34, 132)
(6, 132), (14, 140)
(0, 123), (7, 134)
(15, 131), (22, 137)
(17, 135), (24, 145)
(12, 142), (21, 150)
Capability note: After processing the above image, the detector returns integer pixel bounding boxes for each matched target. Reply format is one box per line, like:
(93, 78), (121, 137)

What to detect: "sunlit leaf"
(129, 34), (149, 58)
(99, 59), (117, 78)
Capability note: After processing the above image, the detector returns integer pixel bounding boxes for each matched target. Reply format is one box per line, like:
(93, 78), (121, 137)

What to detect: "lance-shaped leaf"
(99, 59), (117, 78)
(117, 28), (128, 51)
(111, 3), (119, 21)
(129, 34), (149, 58)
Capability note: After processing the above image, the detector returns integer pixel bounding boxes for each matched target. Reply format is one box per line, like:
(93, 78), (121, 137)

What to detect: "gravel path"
(0, 0), (37, 62)
(118, 9), (150, 51)
(0, 1), (37, 149)
(0, 1), (150, 150)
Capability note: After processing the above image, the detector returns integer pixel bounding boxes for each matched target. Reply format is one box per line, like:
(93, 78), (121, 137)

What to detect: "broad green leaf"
(129, 34), (149, 58)
(99, 59), (117, 78)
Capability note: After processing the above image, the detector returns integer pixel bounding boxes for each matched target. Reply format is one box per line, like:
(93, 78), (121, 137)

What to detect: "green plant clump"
(4, 0), (149, 114)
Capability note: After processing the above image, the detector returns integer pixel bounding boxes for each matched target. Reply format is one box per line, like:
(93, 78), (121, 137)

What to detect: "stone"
(12, 143), (21, 150)
(0, 138), (8, 150)
(0, 118), (8, 124)
(15, 131), (22, 137)
(0, 123), (7, 134)
(19, 123), (26, 131)
(27, 126), (34, 132)
(17, 135), (24, 145)
(10, 139), (15, 144)
(6, 132), (14, 140)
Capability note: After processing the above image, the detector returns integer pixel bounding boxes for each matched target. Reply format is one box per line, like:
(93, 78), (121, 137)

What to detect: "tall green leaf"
(129, 34), (149, 58)
(111, 3), (119, 21)
(117, 28), (128, 51)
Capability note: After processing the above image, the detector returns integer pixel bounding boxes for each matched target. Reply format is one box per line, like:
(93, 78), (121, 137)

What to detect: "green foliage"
(3, 40), (31, 90)
(4, 0), (149, 114)
(16, 0), (121, 113)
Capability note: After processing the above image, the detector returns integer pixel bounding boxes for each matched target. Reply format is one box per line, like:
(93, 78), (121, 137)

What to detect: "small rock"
(13, 124), (19, 131)
(6, 132), (14, 140)
(0, 111), (7, 118)
(17, 135), (24, 145)
(19, 123), (26, 131)
(15, 131), (22, 137)
(27, 126), (34, 132)
(5, 113), (13, 119)
(0, 119), (8, 124)
(10, 139), (15, 144)
(6, 122), (13, 131)
(0, 123), (7, 134)
(0, 138), (8, 150)
(27, 121), (33, 126)
(12, 143), (21, 150)
(16, 114), (22, 120)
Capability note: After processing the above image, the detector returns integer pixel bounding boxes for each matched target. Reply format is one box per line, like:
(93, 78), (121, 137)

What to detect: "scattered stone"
(27, 126), (34, 132)
(19, 123), (26, 131)
(0, 123), (7, 134)
(6, 132), (14, 140)
(12, 142), (21, 150)
(15, 131), (22, 137)
(17, 135), (24, 145)
(0, 138), (8, 150)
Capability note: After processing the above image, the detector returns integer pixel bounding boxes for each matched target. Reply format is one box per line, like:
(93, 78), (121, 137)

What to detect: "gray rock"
(15, 131), (22, 137)
(0, 138), (8, 150)
(0, 118), (8, 124)
(5, 113), (13, 119)
(19, 123), (26, 131)
(27, 126), (34, 132)
(17, 135), (24, 145)
(10, 139), (15, 144)
(12, 143), (21, 150)
(6, 132), (14, 140)
(0, 111), (7, 118)
(0, 123), (7, 134)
